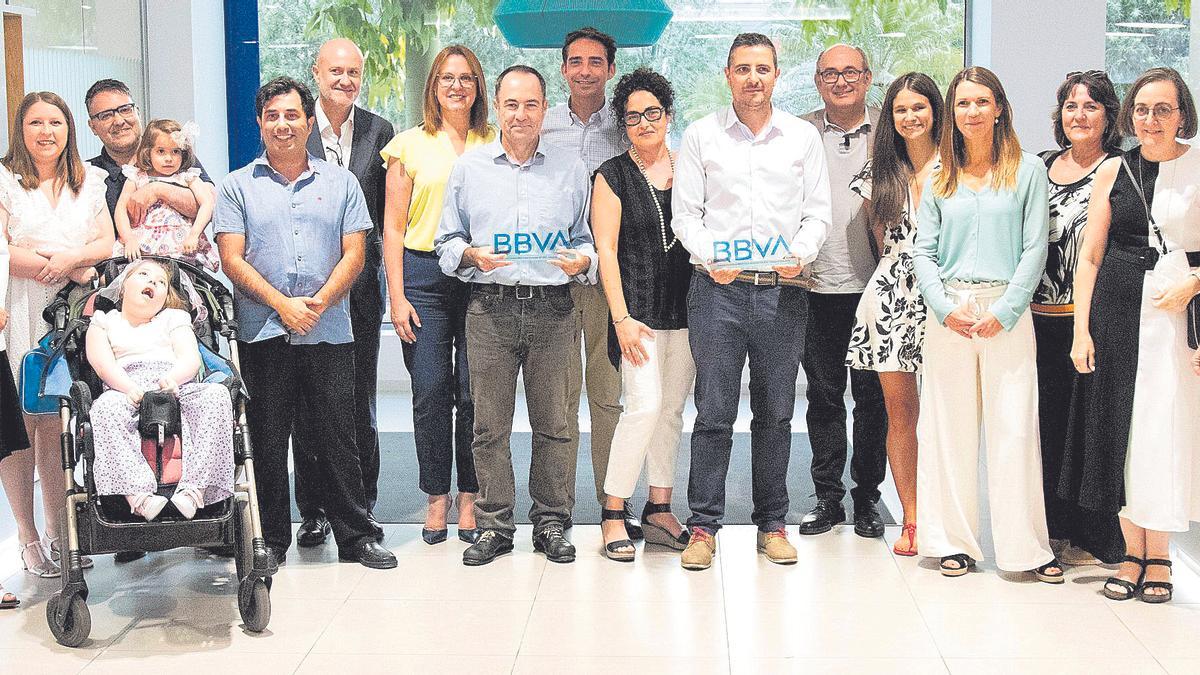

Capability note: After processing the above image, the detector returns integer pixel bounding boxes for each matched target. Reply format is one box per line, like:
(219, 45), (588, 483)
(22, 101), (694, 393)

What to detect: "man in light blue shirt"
(435, 65), (595, 567)
(214, 76), (396, 571)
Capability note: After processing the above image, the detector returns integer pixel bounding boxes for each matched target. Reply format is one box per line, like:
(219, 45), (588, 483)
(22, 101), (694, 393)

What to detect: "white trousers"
(603, 328), (696, 499)
(916, 285), (1054, 571)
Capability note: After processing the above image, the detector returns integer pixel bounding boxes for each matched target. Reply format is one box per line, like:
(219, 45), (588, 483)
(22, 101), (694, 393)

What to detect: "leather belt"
(694, 264), (814, 289)
(470, 283), (571, 300)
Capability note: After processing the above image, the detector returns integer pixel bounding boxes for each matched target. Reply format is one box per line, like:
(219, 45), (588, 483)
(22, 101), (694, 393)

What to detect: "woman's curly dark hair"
(611, 67), (675, 120)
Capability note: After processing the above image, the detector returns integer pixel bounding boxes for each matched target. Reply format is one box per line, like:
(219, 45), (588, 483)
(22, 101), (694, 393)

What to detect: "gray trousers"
(466, 286), (577, 535)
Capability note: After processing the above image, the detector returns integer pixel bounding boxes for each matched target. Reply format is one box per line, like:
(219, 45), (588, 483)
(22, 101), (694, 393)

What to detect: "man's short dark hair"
(254, 76), (316, 119)
(495, 65), (547, 99)
(727, 33), (777, 68)
(84, 79), (131, 113)
(562, 26), (617, 66)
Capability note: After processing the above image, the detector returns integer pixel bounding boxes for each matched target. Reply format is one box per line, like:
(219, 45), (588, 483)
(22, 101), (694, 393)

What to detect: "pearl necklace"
(629, 145), (676, 252)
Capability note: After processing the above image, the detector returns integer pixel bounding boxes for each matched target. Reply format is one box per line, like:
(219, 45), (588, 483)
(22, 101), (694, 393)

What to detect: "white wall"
(144, 0), (228, 178)
(970, 0), (1107, 152)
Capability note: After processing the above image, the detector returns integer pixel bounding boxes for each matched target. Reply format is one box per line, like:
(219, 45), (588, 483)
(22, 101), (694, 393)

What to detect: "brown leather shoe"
(680, 528), (716, 570)
(757, 528), (798, 565)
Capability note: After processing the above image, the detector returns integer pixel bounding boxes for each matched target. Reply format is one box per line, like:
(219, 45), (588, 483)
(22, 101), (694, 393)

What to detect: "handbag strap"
(1120, 154), (1170, 255)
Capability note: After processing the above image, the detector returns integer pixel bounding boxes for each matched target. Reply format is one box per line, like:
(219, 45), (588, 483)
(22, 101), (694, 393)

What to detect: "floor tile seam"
(891, 555), (955, 670)
(511, 552), (549, 669)
(1102, 592), (1173, 667)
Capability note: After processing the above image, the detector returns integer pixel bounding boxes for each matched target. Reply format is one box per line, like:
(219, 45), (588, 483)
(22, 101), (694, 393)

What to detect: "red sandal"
(893, 523), (917, 557)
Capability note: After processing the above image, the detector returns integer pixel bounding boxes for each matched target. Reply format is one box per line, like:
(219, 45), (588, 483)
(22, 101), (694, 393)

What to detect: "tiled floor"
(1, 524), (1198, 674)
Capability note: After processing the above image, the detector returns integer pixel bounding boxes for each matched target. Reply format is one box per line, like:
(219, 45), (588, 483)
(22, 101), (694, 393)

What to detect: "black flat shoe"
(422, 528), (448, 545)
(458, 528), (481, 544)
(297, 516), (331, 548)
(798, 499), (845, 535)
(339, 540), (398, 569)
(533, 523), (576, 563)
(601, 508), (635, 562)
(463, 530), (514, 566)
(640, 502), (689, 551)
(113, 550), (146, 563)
(853, 501), (885, 539)
(267, 544), (288, 569)
(1034, 558), (1065, 584)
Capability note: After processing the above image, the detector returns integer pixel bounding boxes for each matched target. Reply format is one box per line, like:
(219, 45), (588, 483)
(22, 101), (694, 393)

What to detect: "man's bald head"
(312, 38), (364, 113)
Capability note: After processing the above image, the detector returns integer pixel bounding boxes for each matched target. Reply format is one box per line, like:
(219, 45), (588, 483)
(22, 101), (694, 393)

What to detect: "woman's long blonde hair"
(933, 66), (1022, 198)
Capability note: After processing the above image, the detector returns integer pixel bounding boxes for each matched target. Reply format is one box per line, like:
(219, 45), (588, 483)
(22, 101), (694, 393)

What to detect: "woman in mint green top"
(911, 67), (1060, 585)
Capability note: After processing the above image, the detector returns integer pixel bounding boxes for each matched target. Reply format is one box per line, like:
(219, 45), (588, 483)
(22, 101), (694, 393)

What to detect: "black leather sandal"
(1102, 555), (1145, 601)
(1141, 558), (1173, 604)
(641, 502), (690, 551)
(602, 508), (636, 562)
(940, 553), (975, 577)
(1034, 558), (1065, 584)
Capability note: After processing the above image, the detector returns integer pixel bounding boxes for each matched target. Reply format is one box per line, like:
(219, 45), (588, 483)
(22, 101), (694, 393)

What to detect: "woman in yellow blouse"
(380, 45), (494, 545)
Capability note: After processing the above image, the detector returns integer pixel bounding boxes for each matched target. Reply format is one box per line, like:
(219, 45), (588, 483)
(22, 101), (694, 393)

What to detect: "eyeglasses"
(437, 73), (477, 88)
(818, 68), (866, 84)
(1133, 104), (1180, 119)
(622, 107), (665, 126)
(89, 103), (137, 123)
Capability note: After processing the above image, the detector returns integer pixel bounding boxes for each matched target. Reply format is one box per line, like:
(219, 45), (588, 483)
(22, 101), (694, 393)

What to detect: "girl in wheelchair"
(85, 259), (233, 520)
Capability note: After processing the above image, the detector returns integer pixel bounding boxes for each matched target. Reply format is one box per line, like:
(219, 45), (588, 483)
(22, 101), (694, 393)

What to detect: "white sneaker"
(128, 494), (169, 521)
(170, 488), (203, 520)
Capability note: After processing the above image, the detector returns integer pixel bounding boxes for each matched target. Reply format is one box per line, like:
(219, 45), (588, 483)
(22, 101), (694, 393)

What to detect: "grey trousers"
(466, 286), (578, 535)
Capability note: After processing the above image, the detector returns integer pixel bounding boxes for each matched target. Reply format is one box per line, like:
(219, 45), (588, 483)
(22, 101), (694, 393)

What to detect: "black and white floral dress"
(845, 160), (927, 372)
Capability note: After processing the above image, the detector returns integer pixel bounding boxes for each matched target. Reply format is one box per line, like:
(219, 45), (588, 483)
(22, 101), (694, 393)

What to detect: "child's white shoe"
(170, 488), (203, 520)
(127, 494), (169, 521)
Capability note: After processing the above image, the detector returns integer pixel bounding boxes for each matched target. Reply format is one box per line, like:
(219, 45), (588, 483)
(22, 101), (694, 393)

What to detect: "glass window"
(21, 0), (147, 159)
(1106, 0), (1191, 94)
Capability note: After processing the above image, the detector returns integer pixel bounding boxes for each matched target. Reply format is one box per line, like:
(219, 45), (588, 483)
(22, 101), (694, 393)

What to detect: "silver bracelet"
(612, 313), (631, 325)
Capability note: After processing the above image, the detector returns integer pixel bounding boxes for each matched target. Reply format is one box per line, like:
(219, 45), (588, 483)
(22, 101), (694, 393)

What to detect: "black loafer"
(368, 513), (385, 544)
(853, 501), (885, 539)
(798, 498), (845, 535)
(623, 503), (644, 541)
(532, 523), (576, 563)
(113, 550), (146, 563)
(297, 516), (331, 547)
(463, 530), (514, 566)
(339, 540), (397, 569)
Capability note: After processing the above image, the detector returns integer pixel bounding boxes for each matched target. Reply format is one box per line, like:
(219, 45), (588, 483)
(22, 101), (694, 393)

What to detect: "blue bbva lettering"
(713, 235), (792, 262)
(494, 230), (570, 255)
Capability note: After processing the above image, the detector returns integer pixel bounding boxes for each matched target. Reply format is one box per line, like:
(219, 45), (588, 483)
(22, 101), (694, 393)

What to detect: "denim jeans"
(802, 291), (887, 506)
(685, 274), (807, 533)
(400, 249), (477, 496)
(466, 286), (578, 535)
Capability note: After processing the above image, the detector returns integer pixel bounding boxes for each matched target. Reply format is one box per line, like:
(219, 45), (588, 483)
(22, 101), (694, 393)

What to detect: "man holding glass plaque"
(435, 65), (598, 567)
(671, 33), (832, 570)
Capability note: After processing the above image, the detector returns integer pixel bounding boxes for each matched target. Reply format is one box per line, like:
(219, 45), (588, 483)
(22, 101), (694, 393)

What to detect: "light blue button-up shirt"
(213, 153), (373, 344)
(913, 152), (1050, 331)
(435, 138), (598, 286)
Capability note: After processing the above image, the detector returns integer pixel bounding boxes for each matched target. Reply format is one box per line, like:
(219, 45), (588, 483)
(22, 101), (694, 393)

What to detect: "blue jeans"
(686, 274), (807, 533)
(401, 249), (477, 495)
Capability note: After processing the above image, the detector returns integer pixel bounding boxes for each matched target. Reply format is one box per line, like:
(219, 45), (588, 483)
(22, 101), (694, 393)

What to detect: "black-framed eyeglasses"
(89, 103), (137, 123)
(818, 68), (866, 84)
(437, 73), (477, 88)
(1133, 104), (1180, 119)
(623, 107), (665, 126)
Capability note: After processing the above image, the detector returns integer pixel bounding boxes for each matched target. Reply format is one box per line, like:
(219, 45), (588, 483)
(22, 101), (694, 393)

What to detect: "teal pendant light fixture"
(494, 0), (673, 48)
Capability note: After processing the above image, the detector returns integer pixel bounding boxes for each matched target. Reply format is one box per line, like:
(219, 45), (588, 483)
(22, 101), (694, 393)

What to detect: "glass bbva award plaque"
(491, 230), (570, 261)
(709, 235), (798, 270)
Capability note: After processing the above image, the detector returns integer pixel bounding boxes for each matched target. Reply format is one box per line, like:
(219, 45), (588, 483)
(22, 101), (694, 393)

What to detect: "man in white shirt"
(671, 33), (832, 570)
(797, 44), (888, 540)
(541, 27), (639, 540)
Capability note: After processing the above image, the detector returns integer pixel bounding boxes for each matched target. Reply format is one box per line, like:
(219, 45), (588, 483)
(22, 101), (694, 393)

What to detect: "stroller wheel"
(238, 578), (271, 633)
(47, 592), (91, 648)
